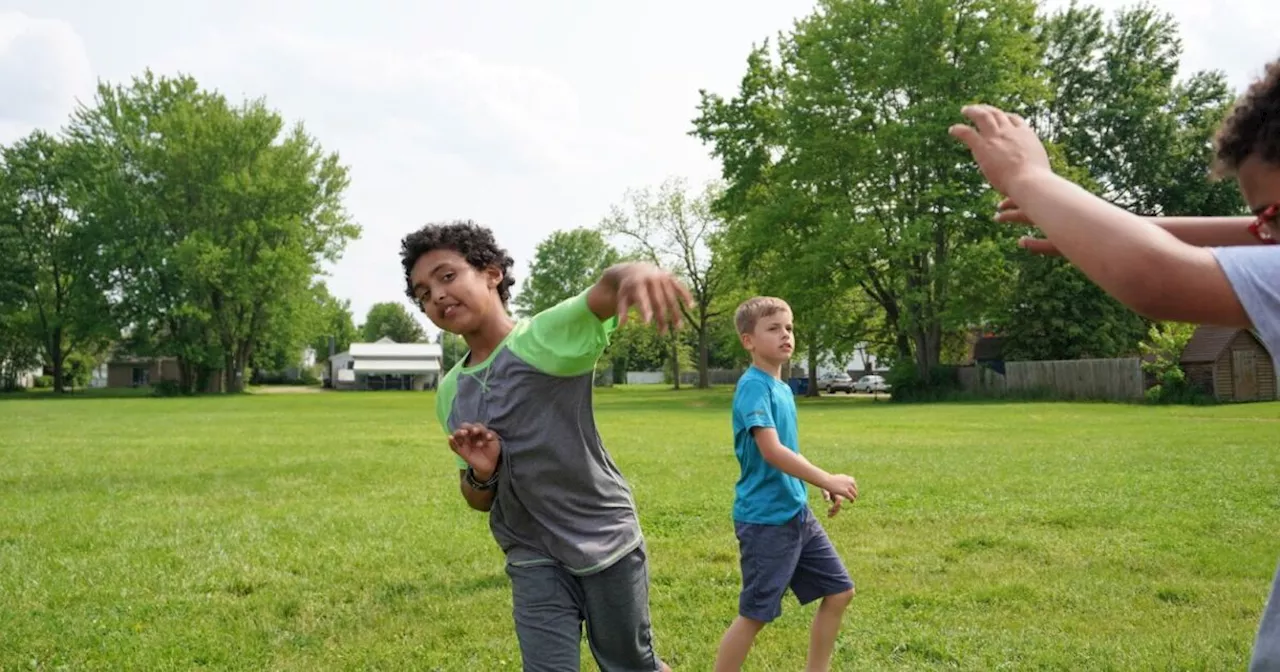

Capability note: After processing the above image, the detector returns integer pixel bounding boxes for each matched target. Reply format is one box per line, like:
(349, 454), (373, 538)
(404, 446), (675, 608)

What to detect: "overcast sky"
(1, 0), (1274, 336)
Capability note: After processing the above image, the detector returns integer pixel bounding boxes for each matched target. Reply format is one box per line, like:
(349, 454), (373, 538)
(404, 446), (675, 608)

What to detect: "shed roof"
(353, 359), (440, 374)
(1180, 326), (1260, 364)
(348, 339), (442, 359)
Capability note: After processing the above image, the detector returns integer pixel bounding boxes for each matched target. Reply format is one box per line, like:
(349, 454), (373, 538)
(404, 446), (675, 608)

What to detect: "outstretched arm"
(997, 199), (1260, 253)
(950, 105), (1252, 328)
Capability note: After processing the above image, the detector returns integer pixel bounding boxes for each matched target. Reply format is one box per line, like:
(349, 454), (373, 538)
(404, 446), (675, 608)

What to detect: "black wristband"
(465, 465), (500, 491)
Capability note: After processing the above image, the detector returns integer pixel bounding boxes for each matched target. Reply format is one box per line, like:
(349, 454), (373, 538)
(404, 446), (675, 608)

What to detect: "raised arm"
(998, 199), (1260, 253)
(950, 105), (1252, 328)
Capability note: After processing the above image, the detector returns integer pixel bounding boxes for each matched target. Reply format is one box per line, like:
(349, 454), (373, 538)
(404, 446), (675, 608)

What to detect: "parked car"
(826, 373), (855, 394)
(854, 374), (890, 393)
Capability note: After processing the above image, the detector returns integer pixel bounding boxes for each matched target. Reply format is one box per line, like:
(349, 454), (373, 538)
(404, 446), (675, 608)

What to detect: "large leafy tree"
(66, 71), (359, 393)
(694, 0), (1047, 379)
(1000, 4), (1242, 361)
(513, 228), (620, 318)
(360, 302), (426, 344)
(0, 131), (114, 392)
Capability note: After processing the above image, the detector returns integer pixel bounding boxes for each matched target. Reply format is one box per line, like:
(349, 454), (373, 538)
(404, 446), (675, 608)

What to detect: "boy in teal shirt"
(401, 221), (688, 671)
(715, 296), (859, 672)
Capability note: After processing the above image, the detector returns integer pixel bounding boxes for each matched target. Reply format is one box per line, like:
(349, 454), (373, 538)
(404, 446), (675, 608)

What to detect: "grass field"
(2, 388), (1278, 671)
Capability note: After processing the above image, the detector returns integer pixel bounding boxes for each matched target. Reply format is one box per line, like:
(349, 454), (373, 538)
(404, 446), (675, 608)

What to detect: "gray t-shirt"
(1212, 245), (1280, 671)
(435, 290), (641, 576)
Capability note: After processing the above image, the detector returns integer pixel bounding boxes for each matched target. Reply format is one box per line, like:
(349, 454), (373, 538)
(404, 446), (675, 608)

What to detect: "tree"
(999, 3), (1242, 361)
(601, 177), (730, 389)
(361, 302), (426, 343)
(65, 71), (360, 393)
(514, 228), (620, 317)
(0, 131), (114, 392)
(693, 0), (1047, 382)
(309, 282), (358, 361)
(437, 331), (466, 371)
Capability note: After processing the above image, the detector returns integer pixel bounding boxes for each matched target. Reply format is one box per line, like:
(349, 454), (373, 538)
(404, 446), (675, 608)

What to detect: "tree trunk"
(806, 343), (819, 398)
(912, 323), (942, 377)
(697, 319), (710, 389)
(49, 327), (66, 393)
(670, 335), (681, 391)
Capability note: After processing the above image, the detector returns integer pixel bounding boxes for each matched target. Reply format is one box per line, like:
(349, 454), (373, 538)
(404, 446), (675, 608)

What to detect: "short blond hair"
(735, 296), (791, 335)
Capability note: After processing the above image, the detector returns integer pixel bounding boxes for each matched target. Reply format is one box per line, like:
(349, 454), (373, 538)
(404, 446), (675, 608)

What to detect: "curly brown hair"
(1213, 59), (1280, 177)
(400, 221), (516, 306)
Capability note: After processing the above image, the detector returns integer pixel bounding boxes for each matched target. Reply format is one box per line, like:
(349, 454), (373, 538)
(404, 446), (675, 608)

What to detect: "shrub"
(152, 380), (185, 397)
(887, 361), (960, 403)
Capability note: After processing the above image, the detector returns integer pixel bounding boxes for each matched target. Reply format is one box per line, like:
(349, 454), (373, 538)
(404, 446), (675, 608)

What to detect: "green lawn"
(2, 388), (1277, 670)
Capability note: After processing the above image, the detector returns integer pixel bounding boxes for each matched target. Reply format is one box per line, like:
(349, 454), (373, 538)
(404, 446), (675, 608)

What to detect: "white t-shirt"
(1212, 244), (1280, 672)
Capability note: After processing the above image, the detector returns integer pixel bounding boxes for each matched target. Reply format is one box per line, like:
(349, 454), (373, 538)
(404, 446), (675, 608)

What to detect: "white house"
(327, 337), (443, 391)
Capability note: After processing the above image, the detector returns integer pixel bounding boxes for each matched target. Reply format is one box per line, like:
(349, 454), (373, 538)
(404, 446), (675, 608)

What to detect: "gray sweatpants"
(1252, 559), (1280, 671)
(505, 544), (664, 672)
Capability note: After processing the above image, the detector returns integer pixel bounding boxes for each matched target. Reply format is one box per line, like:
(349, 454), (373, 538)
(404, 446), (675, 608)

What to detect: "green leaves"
(360, 303), (425, 344)
(695, 0), (1045, 375)
(695, 0), (1244, 378)
(513, 228), (620, 318)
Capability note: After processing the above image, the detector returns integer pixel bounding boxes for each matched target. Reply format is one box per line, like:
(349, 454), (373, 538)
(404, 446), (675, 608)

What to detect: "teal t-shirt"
(731, 366), (807, 525)
(434, 289), (641, 576)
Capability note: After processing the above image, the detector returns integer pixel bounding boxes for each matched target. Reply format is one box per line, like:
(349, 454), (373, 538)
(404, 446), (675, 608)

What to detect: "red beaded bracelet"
(1249, 203), (1278, 245)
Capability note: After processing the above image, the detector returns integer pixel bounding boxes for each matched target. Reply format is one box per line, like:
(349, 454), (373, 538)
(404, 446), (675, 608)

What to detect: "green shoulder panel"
(507, 288), (617, 377)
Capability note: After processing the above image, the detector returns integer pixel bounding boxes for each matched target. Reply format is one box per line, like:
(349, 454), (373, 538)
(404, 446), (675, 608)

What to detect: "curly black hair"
(1214, 59), (1280, 177)
(400, 220), (516, 306)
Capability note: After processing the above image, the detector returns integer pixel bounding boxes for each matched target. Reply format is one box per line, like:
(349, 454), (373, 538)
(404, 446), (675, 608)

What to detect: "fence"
(623, 369), (745, 386)
(960, 357), (1145, 401)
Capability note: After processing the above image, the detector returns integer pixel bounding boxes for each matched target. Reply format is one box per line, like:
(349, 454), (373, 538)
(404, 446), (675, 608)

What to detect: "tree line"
(517, 0), (1244, 393)
(2, 1), (1243, 396)
(0, 70), (442, 393)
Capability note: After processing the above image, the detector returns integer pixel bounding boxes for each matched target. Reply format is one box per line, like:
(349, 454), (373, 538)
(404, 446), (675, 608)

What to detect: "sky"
(1, 0), (1275, 337)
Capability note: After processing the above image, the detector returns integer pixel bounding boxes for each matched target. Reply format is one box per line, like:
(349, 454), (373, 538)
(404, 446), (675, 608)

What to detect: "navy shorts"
(734, 508), (854, 623)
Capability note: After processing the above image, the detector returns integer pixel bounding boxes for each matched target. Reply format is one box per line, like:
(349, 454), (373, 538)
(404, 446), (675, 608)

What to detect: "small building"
(1180, 326), (1276, 402)
(327, 337), (442, 391)
(971, 335), (1007, 374)
(106, 356), (181, 388)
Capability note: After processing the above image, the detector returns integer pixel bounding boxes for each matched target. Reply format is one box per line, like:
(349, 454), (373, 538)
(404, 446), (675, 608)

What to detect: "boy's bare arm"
(950, 105), (1253, 328)
(1000, 202), (1260, 253)
(459, 470), (496, 511)
(752, 427), (858, 501)
(1004, 172), (1251, 326)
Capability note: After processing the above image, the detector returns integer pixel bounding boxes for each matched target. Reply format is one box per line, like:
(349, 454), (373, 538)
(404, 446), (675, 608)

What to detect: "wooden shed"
(1180, 326), (1276, 402)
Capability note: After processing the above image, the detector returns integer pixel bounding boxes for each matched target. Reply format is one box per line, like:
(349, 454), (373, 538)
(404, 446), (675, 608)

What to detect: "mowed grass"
(1, 389), (1278, 671)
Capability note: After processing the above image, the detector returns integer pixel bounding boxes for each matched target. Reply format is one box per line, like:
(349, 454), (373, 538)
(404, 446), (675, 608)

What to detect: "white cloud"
(0, 10), (93, 143)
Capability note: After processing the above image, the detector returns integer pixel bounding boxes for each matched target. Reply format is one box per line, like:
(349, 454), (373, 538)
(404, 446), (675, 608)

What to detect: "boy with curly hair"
(950, 58), (1280, 671)
(401, 220), (688, 672)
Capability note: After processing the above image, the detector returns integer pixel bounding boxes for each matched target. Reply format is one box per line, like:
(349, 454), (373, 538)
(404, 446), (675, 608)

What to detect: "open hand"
(821, 490), (847, 518)
(449, 422), (501, 479)
(949, 105), (1053, 198)
(615, 263), (694, 334)
(823, 473), (858, 503)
